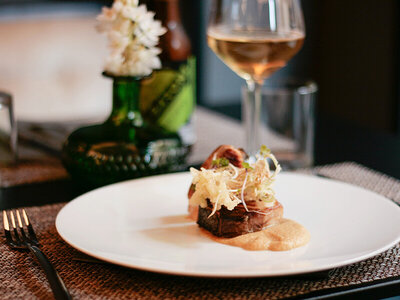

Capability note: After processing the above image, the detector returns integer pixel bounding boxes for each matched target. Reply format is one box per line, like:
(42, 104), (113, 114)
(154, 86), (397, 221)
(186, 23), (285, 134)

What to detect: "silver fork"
(3, 209), (72, 300)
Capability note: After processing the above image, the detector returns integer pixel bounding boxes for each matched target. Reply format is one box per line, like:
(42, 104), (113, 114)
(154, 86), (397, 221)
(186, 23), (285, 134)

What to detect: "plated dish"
(188, 145), (309, 251)
(56, 170), (400, 277)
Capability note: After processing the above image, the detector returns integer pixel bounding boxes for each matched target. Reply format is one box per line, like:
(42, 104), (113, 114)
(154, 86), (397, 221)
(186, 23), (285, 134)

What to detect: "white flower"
(109, 30), (131, 50)
(97, 0), (166, 77)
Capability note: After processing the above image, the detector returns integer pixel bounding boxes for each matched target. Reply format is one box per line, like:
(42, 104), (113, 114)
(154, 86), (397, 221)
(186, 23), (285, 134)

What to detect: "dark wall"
(297, 0), (400, 178)
(287, 0), (399, 134)
(316, 1), (397, 133)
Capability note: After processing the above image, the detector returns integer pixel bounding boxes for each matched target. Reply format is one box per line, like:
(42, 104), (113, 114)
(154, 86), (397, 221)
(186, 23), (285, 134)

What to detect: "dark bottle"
(62, 74), (187, 188)
(140, 0), (196, 148)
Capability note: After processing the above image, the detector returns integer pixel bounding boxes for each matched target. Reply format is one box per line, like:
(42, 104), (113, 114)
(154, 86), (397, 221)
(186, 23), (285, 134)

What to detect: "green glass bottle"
(62, 74), (188, 188)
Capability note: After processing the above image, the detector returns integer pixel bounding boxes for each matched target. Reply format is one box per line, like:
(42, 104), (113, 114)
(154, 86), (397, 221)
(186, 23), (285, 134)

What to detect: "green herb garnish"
(212, 157), (229, 168)
(260, 144), (271, 157)
(242, 162), (253, 170)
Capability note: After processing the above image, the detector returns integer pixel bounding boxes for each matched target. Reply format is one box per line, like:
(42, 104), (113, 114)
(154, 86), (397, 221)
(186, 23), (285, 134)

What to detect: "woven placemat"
(1, 162), (399, 299)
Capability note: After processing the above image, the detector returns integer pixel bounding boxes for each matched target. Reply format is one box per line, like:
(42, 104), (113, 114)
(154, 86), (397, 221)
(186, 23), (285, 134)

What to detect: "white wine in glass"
(207, 0), (305, 156)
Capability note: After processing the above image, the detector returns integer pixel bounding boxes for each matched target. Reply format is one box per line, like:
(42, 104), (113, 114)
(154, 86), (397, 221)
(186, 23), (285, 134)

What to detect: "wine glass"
(207, 0), (305, 156)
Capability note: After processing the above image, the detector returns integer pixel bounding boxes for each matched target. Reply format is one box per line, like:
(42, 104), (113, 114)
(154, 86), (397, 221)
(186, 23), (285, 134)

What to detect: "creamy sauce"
(201, 218), (310, 251)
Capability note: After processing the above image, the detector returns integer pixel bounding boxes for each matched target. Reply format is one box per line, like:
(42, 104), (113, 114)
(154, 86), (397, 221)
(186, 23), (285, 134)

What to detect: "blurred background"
(0, 0), (399, 178)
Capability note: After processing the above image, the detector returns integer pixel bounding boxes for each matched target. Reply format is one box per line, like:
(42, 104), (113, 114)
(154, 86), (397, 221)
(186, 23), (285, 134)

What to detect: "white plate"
(56, 172), (400, 277)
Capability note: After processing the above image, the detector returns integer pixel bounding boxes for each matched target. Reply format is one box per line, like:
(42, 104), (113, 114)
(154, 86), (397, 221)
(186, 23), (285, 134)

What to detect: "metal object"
(0, 92), (18, 164)
(3, 209), (72, 300)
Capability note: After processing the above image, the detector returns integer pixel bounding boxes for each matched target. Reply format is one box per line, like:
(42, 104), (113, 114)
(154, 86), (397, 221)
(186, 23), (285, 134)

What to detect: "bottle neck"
(152, 0), (181, 23)
(149, 0), (191, 62)
(109, 78), (143, 127)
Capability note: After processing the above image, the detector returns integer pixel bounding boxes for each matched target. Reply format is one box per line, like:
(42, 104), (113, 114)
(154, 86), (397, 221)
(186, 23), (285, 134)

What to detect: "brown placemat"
(1, 162), (400, 299)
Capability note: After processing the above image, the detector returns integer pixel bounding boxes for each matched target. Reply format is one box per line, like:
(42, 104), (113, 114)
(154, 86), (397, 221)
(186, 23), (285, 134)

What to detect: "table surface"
(1, 108), (400, 299)
(209, 103), (400, 180)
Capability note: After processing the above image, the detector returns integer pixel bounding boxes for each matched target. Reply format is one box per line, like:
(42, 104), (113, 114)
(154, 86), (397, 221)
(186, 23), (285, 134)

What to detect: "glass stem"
(244, 80), (263, 157)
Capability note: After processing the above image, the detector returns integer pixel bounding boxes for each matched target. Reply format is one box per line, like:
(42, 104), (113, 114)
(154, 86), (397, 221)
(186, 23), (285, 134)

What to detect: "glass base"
(62, 122), (188, 188)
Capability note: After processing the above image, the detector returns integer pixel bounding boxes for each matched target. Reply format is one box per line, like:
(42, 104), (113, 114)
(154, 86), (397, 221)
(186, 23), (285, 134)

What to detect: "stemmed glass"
(207, 0), (305, 156)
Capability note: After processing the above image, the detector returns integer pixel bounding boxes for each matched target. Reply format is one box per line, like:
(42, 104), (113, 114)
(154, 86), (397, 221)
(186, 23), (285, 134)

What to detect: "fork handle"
(27, 244), (72, 300)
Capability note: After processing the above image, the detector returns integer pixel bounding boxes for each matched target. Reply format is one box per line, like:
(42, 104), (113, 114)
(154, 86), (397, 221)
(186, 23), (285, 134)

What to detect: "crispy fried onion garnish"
(189, 146), (281, 217)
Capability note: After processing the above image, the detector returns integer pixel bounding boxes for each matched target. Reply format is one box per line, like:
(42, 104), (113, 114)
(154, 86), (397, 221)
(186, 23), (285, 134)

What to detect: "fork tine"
(9, 211), (21, 244)
(22, 209), (39, 246)
(16, 210), (23, 228)
(2, 211), (13, 244)
(22, 209), (29, 226)
(9, 210), (15, 228)
(15, 210), (29, 243)
(3, 211), (9, 231)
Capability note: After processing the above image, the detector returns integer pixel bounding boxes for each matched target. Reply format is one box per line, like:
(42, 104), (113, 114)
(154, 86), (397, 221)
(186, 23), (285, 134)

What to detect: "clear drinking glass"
(243, 79), (317, 169)
(0, 92), (17, 165)
(207, 0), (305, 156)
